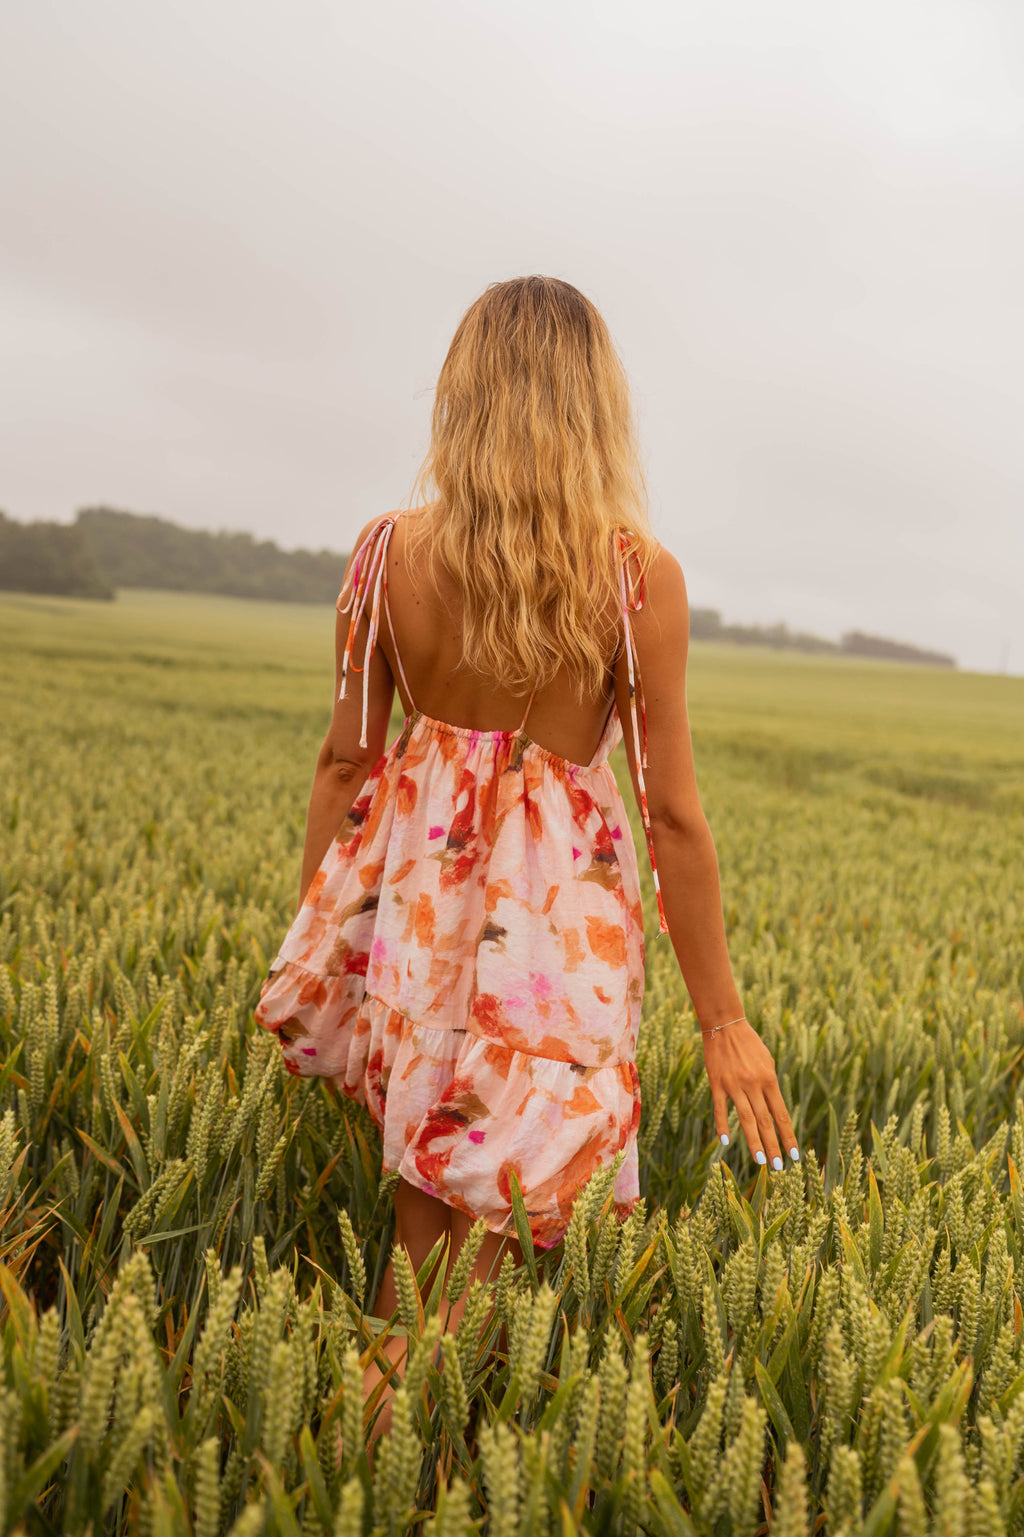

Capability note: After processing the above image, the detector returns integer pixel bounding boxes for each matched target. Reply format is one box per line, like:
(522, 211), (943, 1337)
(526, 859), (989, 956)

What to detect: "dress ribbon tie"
(617, 529), (668, 935)
(336, 516), (396, 750)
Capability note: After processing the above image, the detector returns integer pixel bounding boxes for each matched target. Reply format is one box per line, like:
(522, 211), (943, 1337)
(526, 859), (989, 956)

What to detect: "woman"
(254, 274), (797, 1450)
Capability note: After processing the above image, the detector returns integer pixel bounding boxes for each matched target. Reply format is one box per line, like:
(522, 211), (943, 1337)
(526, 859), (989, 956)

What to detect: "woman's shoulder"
(335, 512), (404, 611)
(354, 509), (403, 544)
(615, 528), (684, 613)
(346, 508), (431, 564)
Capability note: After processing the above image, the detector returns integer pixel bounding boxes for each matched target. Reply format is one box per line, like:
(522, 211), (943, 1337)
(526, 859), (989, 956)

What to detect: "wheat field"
(1, 587), (1023, 1535)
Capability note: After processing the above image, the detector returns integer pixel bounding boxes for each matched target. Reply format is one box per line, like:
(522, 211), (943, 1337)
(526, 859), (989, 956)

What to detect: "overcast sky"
(2, 0), (1022, 673)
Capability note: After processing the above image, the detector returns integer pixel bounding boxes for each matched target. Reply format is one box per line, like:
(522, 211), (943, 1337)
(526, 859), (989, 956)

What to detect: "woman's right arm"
(613, 545), (799, 1168)
(295, 518), (397, 912)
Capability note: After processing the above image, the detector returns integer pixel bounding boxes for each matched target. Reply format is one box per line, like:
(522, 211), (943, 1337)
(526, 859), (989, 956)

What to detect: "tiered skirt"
(258, 960), (642, 1250)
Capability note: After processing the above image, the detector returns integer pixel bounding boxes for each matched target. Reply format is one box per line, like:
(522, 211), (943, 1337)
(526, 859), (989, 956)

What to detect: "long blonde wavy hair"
(407, 275), (658, 701)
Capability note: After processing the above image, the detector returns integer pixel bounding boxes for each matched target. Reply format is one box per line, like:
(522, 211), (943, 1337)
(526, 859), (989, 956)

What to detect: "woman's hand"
(700, 1020), (798, 1169)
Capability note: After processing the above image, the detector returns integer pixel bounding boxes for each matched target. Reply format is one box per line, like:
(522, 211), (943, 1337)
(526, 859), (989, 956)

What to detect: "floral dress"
(254, 513), (666, 1250)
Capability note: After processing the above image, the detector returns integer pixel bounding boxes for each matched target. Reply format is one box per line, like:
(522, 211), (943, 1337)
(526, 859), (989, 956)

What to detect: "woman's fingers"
(714, 1075), (797, 1169)
(711, 1083), (731, 1145)
(749, 1091), (784, 1170)
(765, 1078), (799, 1161)
(731, 1091), (767, 1168)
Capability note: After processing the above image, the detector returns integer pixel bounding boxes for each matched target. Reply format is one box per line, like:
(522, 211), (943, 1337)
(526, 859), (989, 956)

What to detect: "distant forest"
(689, 608), (956, 668)
(0, 505), (956, 667)
(0, 506), (348, 604)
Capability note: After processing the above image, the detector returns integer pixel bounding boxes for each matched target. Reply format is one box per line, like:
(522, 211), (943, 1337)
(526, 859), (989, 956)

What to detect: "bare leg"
(360, 1176), (453, 1463)
(415, 1214), (526, 1456)
(350, 1182), (527, 1468)
(443, 1214), (524, 1361)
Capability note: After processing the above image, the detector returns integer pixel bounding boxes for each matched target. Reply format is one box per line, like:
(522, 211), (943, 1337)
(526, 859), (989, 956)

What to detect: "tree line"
(0, 505), (956, 667)
(689, 608), (955, 668)
(0, 506), (347, 604)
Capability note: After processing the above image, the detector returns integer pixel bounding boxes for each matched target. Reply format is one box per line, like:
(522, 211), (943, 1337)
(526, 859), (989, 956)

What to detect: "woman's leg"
(372, 1181), (452, 1317)
(438, 1214), (525, 1453)
(443, 1211), (524, 1350)
(361, 1176), (454, 1458)
(356, 1180), (526, 1466)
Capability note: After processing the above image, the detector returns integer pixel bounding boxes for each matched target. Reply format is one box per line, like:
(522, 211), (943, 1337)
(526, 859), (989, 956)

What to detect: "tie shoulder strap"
(517, 682), (538, 734)
(336, 515), (405, 749)
(616, 528), (668, 935)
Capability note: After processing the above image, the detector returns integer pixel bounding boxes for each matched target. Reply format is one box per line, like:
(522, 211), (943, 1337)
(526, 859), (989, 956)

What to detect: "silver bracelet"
(701, 1014), (747, 1039)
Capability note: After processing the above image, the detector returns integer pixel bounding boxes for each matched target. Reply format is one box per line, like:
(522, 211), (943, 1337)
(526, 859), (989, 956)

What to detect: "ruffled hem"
(254, 960), (641, 1250)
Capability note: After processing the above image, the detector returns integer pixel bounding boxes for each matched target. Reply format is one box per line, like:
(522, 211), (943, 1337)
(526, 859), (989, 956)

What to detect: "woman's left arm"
(614, 544), (798, 1167)
(295, 521), (397, 911)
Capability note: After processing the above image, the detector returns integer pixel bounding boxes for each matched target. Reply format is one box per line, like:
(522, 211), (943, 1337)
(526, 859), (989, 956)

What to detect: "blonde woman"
(255, 275), (797, 1453)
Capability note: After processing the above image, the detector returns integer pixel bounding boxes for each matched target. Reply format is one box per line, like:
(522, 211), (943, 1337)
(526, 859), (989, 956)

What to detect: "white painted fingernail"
(720, 1133), (730, 1146)
(755, 1150), (767, 1166)
(789, 1147), (800, 1161)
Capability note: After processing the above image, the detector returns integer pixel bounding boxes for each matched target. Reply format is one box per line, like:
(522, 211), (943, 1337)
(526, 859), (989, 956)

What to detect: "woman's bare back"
(376, 509), (624, 767)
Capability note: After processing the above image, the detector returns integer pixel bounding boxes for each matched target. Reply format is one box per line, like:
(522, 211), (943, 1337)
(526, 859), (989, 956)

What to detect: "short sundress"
(254, 513), (668, 1249)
